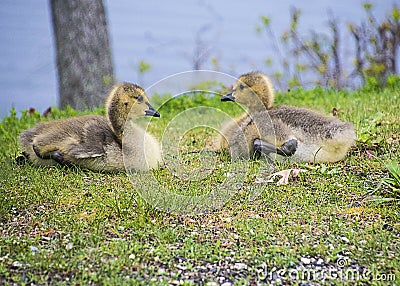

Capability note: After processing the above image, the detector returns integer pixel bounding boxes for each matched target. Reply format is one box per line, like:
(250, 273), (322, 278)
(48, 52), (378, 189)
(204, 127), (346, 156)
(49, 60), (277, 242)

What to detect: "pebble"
(176, 264), (187, 270)
(13, 261), (30, 267)
(340, 236), (350, 243)
(300, 257), (311, 264)
(157, 268), (166, 274)
(233, 262), (247, 270)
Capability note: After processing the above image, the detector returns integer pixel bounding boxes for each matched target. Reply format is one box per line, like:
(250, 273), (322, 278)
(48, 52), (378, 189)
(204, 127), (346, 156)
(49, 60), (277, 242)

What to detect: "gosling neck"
(245, 101), (269, 114)
(105, 96), (128, 143)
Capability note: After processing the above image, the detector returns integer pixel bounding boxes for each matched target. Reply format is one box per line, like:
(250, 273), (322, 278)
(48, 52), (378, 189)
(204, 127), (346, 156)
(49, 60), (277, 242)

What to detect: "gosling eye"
(137, 96), (144, 103)
(239, 84), (245, 90)
(124, 102), (129, 107)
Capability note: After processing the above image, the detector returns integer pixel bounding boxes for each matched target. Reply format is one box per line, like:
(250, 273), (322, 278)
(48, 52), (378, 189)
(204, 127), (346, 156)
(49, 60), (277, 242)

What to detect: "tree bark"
(50, 0), (114, 110)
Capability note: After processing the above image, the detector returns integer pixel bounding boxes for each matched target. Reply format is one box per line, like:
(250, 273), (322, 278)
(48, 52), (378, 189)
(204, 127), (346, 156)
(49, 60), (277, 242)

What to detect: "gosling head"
(105, 83), (160, 138)
(221, 72), (275, 111)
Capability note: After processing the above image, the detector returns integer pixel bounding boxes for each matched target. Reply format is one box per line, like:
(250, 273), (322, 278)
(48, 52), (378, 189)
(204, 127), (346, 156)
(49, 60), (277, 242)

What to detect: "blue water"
(0, 0), (393, 118)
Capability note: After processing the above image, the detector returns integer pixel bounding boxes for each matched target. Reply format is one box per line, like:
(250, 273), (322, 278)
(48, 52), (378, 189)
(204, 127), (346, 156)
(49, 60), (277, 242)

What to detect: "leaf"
(260, 16), (270, 27)
(262, 168), (308, 186)
(385, 161), (400, 184)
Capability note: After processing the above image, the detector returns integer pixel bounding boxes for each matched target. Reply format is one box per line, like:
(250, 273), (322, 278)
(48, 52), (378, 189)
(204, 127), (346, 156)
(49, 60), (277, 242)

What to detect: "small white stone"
(233, 262), (247, 270)
(340, 236), (350, 243)
(65, 242), (73, 250)
(176, 264), (187, 270)
(300, 257), (311, 264)
(13, 261), (30, 267)
(13, 261), (23, 267)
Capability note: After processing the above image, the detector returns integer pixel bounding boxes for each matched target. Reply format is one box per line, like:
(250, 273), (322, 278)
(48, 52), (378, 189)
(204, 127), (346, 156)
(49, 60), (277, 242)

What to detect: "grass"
(0, 85), (399, 285)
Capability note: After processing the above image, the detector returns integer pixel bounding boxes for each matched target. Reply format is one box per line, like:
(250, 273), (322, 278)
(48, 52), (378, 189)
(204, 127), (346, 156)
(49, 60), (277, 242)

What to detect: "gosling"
(217, 72), (297, 159)
(19, 83), (162, 172)
(218, 71), (356, 163)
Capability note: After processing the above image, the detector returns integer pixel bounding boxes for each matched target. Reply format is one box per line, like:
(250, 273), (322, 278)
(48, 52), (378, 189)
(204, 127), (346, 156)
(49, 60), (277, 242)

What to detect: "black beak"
(221, 90), (236, 102)
(145, 102), (160, 117)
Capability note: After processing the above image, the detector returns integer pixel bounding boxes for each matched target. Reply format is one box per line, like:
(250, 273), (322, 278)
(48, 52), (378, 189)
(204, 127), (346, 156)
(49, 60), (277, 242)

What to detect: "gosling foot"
(253, 139), (278, 159)
(277, 139), (298, 157)
(32, 144), (71, 166)
(253, 138), (298, 159)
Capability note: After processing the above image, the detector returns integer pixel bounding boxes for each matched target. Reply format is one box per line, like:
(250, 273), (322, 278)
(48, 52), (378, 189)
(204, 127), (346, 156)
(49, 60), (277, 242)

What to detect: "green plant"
(301, 163), (340, 176)
(136, 60), (152, 85)
(138, 60), (151, 74)
(349, 3), (400, 85)
(257, 3), (400, 90)
(376, 161), (400, 202)
(357, 113), (385, 146)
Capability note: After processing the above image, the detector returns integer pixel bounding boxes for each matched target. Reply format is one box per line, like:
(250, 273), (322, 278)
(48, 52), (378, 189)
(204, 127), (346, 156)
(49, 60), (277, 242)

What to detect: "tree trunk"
(50, 0), (114, 110)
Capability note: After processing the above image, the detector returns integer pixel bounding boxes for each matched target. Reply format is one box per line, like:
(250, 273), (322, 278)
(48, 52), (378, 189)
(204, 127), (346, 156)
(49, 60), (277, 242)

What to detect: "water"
(0, 0), (393, 118)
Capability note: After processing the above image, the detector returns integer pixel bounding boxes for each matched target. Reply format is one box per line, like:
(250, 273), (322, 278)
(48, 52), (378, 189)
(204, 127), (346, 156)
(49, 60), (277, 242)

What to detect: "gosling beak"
(145, 102), (160, 117)
(221, 90), (236, 102)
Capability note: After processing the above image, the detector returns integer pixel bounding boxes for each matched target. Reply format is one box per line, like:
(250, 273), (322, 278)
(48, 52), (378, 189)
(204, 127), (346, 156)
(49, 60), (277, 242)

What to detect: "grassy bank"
(0, 86), (399, 285)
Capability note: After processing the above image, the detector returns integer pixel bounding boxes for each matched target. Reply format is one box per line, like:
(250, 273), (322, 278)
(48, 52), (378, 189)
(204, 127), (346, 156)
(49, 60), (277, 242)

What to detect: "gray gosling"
(217, 72), (297, 159)
(19, 83), (162, 171)
(218, 72), (356, 163)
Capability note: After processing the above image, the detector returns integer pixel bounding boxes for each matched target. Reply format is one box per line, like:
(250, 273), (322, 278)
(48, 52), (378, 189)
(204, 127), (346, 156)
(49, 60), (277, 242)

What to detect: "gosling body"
(265, 106), (355, 162)
(19, 83), (162, 171)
